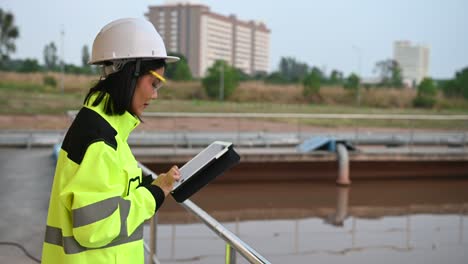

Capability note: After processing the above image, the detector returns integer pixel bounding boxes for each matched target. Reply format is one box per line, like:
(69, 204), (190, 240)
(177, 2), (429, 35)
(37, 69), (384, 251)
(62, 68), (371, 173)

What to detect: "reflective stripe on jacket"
(42, 94), (164, 264)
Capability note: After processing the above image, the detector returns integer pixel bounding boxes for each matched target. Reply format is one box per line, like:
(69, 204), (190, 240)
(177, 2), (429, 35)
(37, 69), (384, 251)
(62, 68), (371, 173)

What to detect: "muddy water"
(152, 179), (468, 264)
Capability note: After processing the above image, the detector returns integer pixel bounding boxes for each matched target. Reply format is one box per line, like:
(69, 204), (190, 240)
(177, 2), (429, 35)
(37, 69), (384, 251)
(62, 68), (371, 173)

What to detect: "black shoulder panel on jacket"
(61, 107), (118, 164)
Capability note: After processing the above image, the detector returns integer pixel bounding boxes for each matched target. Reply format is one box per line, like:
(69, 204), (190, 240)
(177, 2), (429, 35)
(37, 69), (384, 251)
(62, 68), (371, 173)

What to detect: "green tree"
(202, 60), (239, 100)
(441, 79), (461, 98)
(172, 60), (192, 80)
(344, 73), (362, 105)
(235, 68), (251, 81)
(392, 64), (403, 87)
(1, 58), (42, 72)
(374, 59), (403, 87)
(417, 78), (437, 97)
(253, 71), (268, 80)
(279, 57), (309, 83)
(440, 67), (468, 99)
(81, 45), (90, 67)
(80, 45), (94, 74)
(65, 63), (88, 74)
(302, 68), (321, 99)
(18, 58), (41, 72)
(329, 69), (344, 85)
(310, 66), (325, 82)
(165, 52), (192, 81)
(343, 73), (360, 91)
(413, 77), (437, 108)
(0, 9), (19, 68)
(455, 67), (468, 99)
(43, 42), (58, 71)
(265, 71), (288, 84)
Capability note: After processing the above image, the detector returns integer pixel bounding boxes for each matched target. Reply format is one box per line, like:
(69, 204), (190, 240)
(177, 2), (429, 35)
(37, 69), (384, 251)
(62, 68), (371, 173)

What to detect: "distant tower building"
(393, 41), (430, 87)
(145, 1), (271, 77)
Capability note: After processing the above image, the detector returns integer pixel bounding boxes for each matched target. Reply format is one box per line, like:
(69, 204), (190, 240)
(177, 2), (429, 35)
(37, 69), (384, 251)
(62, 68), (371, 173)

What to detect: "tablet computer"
(171, 141), (240, 202)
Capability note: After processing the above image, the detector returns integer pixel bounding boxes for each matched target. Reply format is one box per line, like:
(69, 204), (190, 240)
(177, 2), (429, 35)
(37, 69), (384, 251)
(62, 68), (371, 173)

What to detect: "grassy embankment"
(1, 71), (467, 130)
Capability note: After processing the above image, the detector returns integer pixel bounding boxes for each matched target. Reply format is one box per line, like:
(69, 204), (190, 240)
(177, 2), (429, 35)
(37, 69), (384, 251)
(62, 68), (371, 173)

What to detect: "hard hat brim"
(89, 56), (180, 65)
(165, 56), (180, 64)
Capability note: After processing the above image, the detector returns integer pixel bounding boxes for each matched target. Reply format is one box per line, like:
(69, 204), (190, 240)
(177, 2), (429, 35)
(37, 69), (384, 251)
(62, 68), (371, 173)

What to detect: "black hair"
(84, 59), (166, 116)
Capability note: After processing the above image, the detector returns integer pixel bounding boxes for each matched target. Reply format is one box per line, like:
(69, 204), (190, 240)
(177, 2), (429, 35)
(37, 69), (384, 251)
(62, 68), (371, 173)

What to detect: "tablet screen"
(172, 142), (230, 190)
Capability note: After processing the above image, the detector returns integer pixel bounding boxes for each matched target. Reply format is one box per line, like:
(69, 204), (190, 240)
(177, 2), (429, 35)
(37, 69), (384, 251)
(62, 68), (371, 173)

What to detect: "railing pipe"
(138, 162), (270, 264)
(66, 110), (468, 121)
(138, 112), (468, 121)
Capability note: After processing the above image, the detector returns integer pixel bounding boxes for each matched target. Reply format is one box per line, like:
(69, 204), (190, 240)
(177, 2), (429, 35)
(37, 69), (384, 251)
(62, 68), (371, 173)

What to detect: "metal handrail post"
(237, 117), (241, 146)
(409, 119), (414, 153)
(173, 117), (177, 153)
(226, 243), (237, 264)
(463, 131), (467, 151)
(296, 117), (301, 141)
(27, 132), (33, 149)
(149, 214), (158, 264)
(181, 199), (270, 264)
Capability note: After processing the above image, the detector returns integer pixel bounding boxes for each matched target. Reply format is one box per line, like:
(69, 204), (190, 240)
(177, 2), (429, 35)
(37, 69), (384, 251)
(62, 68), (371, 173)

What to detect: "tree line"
(200, 56), (468, 108)
(1, 9), (467, 108)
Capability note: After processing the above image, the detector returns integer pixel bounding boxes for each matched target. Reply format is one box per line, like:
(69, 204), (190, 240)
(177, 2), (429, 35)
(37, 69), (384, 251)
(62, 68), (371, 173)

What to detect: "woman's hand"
(151, 165), (181, 196)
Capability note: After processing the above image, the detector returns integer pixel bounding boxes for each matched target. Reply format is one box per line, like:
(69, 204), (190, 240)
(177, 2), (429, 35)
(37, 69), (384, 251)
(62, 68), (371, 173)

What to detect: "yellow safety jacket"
(42, 93), (164, 263)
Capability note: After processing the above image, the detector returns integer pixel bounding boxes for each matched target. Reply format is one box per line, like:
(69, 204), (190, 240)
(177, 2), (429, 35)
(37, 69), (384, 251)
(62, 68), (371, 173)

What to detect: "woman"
(42, 18), (181, 263)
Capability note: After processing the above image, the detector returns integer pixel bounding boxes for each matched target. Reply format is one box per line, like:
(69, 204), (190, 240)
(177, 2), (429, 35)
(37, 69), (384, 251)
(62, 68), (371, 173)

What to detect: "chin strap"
(127, 59), (142, 114)
(133, 59), (141, 77)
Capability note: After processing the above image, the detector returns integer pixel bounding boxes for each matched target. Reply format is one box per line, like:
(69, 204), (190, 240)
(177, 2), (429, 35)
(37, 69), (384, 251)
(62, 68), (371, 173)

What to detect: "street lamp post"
(60, 26), (65, 94)
(219, 62), (224, 101)
(352, 45), (362, 106)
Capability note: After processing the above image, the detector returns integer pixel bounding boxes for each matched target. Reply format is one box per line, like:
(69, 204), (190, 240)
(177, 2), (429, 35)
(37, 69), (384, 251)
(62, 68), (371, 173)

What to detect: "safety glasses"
(149, 70), (167, 92)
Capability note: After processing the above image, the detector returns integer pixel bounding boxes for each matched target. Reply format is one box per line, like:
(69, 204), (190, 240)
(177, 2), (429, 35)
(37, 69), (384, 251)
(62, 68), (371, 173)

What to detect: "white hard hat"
(89, 18), (179, 65)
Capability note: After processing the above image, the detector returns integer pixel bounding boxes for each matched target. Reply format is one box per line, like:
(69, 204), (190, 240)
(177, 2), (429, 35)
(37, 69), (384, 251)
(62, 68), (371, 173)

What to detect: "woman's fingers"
(170, 165), (181, 181)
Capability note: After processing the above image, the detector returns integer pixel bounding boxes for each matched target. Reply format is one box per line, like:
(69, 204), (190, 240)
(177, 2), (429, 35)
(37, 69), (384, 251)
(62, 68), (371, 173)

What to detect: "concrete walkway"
(0, 148), (54, 263)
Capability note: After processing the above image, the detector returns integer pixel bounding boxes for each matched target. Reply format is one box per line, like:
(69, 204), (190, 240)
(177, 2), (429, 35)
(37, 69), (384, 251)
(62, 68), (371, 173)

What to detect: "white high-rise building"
(393, 41), (430, 87)
(146, 2), (270, 77)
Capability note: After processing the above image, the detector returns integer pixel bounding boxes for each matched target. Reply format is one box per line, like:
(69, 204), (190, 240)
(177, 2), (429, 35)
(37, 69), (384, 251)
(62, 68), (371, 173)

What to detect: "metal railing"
(139, 162), (271, 264)
(140, 112), (468, 120)
(138, 112), (468, 145)
(4, 111), (466, 149)
(1, 130), (467, 149)
(138, 112), (468, 154)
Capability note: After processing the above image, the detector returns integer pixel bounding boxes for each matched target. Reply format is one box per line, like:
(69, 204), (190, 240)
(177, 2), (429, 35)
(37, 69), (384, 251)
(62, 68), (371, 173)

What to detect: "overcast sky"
(1, 0), (467, 78)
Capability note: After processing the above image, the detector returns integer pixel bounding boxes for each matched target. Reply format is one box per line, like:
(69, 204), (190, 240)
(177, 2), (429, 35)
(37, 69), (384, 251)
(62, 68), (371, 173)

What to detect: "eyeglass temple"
(149, 70), (166, 83)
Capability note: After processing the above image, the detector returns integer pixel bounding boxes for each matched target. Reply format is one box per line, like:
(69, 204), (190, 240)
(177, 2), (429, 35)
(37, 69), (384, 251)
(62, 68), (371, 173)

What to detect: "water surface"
(151, 179), (468, 264)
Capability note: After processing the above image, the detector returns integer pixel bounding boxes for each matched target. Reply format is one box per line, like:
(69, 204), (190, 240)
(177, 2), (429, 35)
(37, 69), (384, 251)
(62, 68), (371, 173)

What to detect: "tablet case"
(171, 145), (240, 203)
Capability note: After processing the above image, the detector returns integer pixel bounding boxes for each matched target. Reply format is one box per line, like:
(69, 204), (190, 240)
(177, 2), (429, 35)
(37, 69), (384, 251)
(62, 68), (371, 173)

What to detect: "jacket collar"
(84, 93), (140, 141)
